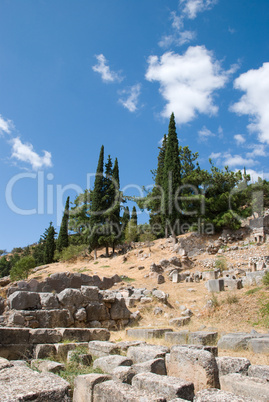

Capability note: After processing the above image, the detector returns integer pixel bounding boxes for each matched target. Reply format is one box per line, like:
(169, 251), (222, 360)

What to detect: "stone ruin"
(1, 326), (269, 400)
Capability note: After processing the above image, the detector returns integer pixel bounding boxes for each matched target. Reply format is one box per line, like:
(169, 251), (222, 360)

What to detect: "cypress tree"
(89, 145), (105, 259)
(44, 222), (56, 264)
(121, 206), (130, 235)
(163, 113), (181, 239)
(131, 206), (138, 227)
(57, 196), (70, 252)
(111, 157), (121, 253)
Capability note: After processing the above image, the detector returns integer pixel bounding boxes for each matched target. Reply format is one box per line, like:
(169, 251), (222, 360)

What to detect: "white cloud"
(158, 11), (195, 48)
(198, 126), (215, 141)
(209, 152), (221, 159)
(118, 84), (141, 112)
(92, 54), (123, 83)
(0, 115), (13, 135)
(231, 62), (269, 144)
(234, 134), (245, 145)
(180, 0), (218, 19)
(241, 169), (269, 183)
(145, 46), (229, 124)
(223, 153), (255, 168)
(246, 144), (267, 158)
(11, 137), (52, 170)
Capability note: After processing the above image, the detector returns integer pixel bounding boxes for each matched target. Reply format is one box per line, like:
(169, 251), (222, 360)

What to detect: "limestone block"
(86, 302), (110, 321)
(167, 346), (220, 392)
(169, 317), (191, 327)
(188, 331), (218, 346)
(31, 359), (65, 374)
(39, 292), (59, 309)
(9, 291), (41, 310)
(57, 288), (84, 308)
(73, 373), (111, 402)
(216, 356), (250, 376)
(93, 380), (166, 401)
(109, 298), (131, 320)
(29, 328), (62, 344)
(194, 388), (252, 401)
(165, 330), (189, 345)
(93, 355), (133, 374)
(55, 342), (88, 360)
(248, 364), (269, 380)
(0, 327), (30, 344)
(88, 341), (120, 357)
(205, 279), (224, 292)
(248, 337), (269, 353)
(0, 365), (71, 401)
(126, 328), (172, 340)
(81, 286), (99, 302)
(132, 358), (167, 376)
(132, 372), (194, 401)
(127, 345), (169, 364)
(217, 333), (252, 351)
(34, 344), (57, 359)
(220, 373), (269, 401)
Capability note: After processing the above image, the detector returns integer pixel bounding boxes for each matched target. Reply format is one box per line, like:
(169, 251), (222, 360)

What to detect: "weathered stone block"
(110, 298), (131, 320)
(132, 372), (194, 401)
(132, 358), (167, 376)
(217, 333), (252, 351)
(127, 345), (169, 364)
(88, 341), (120, 357)
(86, 302), (110, 321)
(248, 337), (269, 353)
(194, 388), (253, 401)
(167, 346), (220, 392)
(126, 328), (172, 340)
(205, 279), (224, 292)
(55, 342), (88, 360)
(9, 291), (41, 310)
(34, 344), (57, 359)
(169, 317), (191, 327)
(29, 328), (62, 344)
(248, 364), (269, 380)
(35, 309), (74, 328)
(93, 380), (166, 401)
(73, 373), (112, 402)
(220, 373), (269, 401)
(93, 355), (133, 374)
(0, 327), (30, 344)
(0, 365), (71, 401)
(31, 359), (65, 374)
(188, 331), (218, 346)
(57, 328), (110, 342)
(0, 344), (33, 360)
(57, 288), (84, 308)
(216, 356), (250, 376)
(81, 286), (99, 302)
(39, 292), (59, 309)
(165, 330), (189, 345)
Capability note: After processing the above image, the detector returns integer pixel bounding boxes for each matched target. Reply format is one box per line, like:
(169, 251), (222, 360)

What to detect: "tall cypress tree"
(44, 222), (56, 264)
(163, 113), (181, 238)
(111, 157), (121, 253)
(131, 206), (138, 226)
(89, 145), (105, 259)
(121, 206), (130, 236)
(57, 196), (70, 251)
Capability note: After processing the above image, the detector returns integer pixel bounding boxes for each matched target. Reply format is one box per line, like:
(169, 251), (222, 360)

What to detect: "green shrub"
(10, 256), (36, 281)
(120, 275), (135, 283)
(58, 244), (88, 262)
(214, 257), (227, 272)
(260, 301), (269, 327)
(210, 293), (220, 308)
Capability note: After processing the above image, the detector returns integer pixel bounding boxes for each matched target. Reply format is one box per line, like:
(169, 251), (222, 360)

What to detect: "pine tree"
(125, 206), (138, 243)
(57, 196), (70, 252)
(44, 222), (56, 264)
(163, 112), (181, 238)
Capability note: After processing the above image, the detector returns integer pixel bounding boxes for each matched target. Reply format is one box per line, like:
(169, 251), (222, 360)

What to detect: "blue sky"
(0, 0), (269, 251)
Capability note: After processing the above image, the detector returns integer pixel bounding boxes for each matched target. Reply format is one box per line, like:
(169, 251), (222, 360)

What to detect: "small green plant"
(262, 272), (269, 287)
(93, 261), (99, 265)
(226, 294), (239, 304)
(120, 275), (135, 283)
(100, 265), (110, 268)
(67, 346), (89, 364)
(260, 300), (269, 327)
(58, 361), (103, 391)
(214, 257), (227, 273)
(211, 293), (220, 308)
(245, 287), (261, 295)
(10, 256), (36, 281)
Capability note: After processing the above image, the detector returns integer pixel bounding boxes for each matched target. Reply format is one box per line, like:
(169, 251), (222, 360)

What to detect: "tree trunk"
(94, 248), (97, 260)
(105, 245), (109, 258)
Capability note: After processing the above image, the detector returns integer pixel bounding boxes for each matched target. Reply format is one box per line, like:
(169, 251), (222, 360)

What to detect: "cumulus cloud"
(198, 126), (215, 141)
(159, 11), (195, 48)
(11, 137), (52, 170)
(118, 84), (141, 112)
(180, 0), (218, 19)
(246, 144), (267, 158)
(145, 46), (229, 124)
(231, 62), (269, 144)
(210, 151), (255, 168)
(234, 134), (245, 145)
(0, 115), (13, 135)
(92, 54), (123, 83)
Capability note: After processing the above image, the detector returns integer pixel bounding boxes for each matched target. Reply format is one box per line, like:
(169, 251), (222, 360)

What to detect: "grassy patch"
(214, 256), (227, 273)
(225, 294), (239, 304)
(245, 287), (261, 295)
(262, 272), (269, 287)
(59, 362), (103, 391)
(93, 261), (99, 265)
(100, 265), (110, 268)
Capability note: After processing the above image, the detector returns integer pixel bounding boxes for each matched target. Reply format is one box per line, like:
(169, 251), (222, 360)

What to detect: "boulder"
(81, 286), (99, 302)
(218, 333), (252, 351)
(109, 299), (131, 320)
(165, 330), (189, 345)
(57, 288), (84, 308)
(86, 302), (110, 321)
(132, 358), (167, 375)
(39, 292), (59, 309)
(31, 359), (65, 374)
(88, 341), (120, 357)
(194, 388), (252, 401)
(188, 331), (218, 346)
(169, 317), (191, 327)
(248, 364), (269, 380)
(248, 337), (269, 353)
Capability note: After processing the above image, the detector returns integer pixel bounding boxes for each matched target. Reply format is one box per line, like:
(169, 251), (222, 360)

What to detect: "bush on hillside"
(10, 256), (36, 281)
